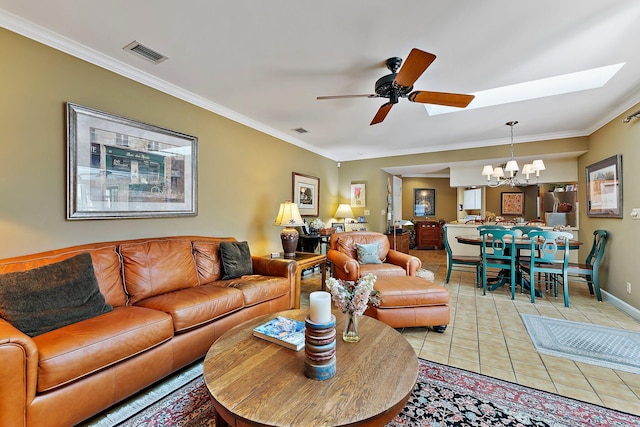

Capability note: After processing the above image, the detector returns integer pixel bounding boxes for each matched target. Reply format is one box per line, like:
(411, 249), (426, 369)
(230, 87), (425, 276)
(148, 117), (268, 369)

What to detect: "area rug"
(521, 314), (640, 375)
(106, 358), (638, 427)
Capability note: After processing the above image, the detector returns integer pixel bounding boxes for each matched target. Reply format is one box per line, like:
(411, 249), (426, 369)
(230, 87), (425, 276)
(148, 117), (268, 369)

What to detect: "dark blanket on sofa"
(0, 252), (112, 336)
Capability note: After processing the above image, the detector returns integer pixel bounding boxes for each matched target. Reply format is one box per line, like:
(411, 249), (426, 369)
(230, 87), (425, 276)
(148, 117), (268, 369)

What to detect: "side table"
(263, 252), (326, 309)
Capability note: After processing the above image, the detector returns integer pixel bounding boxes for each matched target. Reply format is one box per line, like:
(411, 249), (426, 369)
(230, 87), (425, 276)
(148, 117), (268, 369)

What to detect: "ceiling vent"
(123, 41), (168, 64)
(292, 127), (309, 134)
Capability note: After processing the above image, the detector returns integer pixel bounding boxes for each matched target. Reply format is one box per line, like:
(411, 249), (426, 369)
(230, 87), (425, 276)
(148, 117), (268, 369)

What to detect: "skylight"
(425, 63), (625, 116)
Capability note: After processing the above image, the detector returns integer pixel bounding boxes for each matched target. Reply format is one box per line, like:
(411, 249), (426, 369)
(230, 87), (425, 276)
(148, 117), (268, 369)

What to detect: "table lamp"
(334, 204), (354, 225)
(273, 201), (305, 258)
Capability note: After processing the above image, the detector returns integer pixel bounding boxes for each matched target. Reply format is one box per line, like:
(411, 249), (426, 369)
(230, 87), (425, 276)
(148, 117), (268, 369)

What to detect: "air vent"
(123, 41), (168, 64)
(292, 127), (309, 134)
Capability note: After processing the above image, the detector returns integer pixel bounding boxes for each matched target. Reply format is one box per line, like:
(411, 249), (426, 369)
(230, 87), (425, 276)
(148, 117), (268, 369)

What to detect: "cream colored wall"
(0, 28), (337, 258)
(578, 103), (640, 309)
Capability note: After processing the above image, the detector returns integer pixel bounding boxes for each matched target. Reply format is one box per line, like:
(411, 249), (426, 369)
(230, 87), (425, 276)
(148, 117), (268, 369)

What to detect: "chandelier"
(481, 121), (545, 187)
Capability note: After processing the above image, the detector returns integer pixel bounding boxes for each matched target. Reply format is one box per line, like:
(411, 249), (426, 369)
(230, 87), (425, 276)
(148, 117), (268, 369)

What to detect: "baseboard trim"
(602, 290), (640, 321)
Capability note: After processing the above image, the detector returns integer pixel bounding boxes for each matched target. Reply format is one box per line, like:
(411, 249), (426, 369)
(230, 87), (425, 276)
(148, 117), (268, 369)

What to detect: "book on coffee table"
(253, 316), (306, 351)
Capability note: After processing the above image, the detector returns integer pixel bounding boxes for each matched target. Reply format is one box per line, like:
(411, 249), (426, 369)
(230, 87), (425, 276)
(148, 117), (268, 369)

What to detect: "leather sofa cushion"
(359, 263), (407, 277)
(222, 275), (291, 307)
(373, 276), (450, 308)
(121, 239), (199, 304)
(0, 246), (126, 307)
(335, 233), (390, 261)
(135, 285), (245, 333)
(32, 306), (173, 392)
(193, 240), (229, 283)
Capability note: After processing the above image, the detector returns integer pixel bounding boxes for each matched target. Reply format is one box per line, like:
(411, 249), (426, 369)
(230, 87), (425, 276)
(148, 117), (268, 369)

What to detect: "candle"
(309, 291), (332, 324)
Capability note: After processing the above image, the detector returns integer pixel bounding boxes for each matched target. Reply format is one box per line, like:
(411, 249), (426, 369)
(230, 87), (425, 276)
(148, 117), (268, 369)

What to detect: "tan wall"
(0, 28), (337, 258)
(401, 178), (457, 222)
(578, 103), (640, 309)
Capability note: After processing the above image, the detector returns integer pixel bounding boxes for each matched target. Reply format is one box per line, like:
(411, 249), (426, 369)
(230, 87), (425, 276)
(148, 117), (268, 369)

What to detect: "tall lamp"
(273, 201), (305, 258)
(334, 204), (355, 228)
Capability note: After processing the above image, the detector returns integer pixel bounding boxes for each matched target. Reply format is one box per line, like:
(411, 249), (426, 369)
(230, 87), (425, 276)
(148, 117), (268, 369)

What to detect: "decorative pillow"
(356, 243), (382, 265)
(0, 252), (112, 337)
(220, 241), (253, 279)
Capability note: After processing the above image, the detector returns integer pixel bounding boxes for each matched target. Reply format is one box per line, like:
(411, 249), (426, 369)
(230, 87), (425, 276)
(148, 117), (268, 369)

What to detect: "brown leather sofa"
(328, 231), (421, 281)
(0, 236), (297, 427)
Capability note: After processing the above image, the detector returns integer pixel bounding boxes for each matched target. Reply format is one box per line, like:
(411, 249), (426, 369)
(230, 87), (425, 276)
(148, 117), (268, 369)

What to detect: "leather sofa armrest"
(0, 319), (39, 427)
(327, 249), (360, 281)
(386, 249), (422, 275)
(252, 257), (298, 308)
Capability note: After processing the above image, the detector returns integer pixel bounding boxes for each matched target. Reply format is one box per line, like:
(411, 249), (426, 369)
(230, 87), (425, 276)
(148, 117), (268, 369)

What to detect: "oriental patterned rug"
(87, 358), (638, 427)
(521, 314), (640, 375)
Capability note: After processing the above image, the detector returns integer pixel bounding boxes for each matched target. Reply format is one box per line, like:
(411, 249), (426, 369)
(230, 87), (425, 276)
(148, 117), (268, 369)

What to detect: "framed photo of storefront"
(66, 103), (198, 219)
(586, 154), (622, 218)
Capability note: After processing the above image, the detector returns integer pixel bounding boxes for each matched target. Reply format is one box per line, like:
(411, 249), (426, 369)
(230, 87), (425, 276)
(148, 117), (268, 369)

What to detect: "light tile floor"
(301, 249), (640, 416)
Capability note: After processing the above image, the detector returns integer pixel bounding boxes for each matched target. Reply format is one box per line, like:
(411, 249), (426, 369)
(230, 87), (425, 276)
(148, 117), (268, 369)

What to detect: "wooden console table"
(415, 221), (444, 249)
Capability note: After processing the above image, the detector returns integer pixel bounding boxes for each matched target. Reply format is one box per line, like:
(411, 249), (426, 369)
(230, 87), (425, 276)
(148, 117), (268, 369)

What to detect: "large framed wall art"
(66, 103), (198, 219)
(292, 172), (319, 216)
(586, 154), (623, 218)
(414, 188), (436, 217)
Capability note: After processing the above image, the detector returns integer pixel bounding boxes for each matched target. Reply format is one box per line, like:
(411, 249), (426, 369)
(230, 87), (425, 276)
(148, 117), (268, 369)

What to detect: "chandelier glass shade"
(481, 121), (545, 187)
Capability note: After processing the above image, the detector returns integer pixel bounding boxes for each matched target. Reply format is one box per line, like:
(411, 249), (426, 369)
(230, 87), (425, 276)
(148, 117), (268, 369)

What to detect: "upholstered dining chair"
(480, 229), (518, 299)
(519, 230), (573, 306)
(567, 229), (607, 302)
(443, 225), (481, 286)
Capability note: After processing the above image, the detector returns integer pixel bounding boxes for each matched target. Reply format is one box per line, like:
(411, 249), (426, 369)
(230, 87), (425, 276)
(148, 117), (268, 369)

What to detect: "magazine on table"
(252, 316), (306, 351)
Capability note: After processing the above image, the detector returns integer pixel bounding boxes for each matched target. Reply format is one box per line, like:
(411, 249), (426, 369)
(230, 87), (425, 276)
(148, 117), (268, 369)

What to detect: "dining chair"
(443, 225), (481, 286)
(519, 230), (573, 306)
(567, 229), (607, 302)
(480, 229), (517, 299)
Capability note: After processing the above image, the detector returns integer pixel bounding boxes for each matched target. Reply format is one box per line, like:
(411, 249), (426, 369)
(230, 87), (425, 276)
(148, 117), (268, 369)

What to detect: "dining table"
(455, 234), (582, 294)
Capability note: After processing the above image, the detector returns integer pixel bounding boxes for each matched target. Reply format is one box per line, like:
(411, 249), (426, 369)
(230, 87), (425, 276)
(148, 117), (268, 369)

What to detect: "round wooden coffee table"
(203, 309), (418, 427)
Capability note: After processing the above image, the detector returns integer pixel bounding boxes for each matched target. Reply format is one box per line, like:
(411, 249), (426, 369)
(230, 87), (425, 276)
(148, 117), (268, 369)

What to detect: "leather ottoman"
(365, 275), (450, 332)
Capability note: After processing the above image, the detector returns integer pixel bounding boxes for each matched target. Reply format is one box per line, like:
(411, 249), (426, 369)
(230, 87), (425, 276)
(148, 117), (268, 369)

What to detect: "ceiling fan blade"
(407, 91), (475, 108)
(370, 102), (393, 125)
(394, 48), (436, 88)
(316, 94), (378, 100)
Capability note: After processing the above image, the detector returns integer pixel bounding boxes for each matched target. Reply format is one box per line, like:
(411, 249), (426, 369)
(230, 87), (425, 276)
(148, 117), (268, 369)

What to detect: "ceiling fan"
(317, 48), (475, 125)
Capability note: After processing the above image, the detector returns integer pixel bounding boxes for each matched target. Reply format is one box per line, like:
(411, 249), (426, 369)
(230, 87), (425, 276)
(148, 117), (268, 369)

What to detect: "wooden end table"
(264, 252), (326, 308)
(203, 309), (418, 427)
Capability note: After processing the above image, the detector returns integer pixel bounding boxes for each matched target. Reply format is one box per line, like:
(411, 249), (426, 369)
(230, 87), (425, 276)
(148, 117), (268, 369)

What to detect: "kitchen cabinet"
(463, 188), (481, 210)
(415, 221), (444, 250)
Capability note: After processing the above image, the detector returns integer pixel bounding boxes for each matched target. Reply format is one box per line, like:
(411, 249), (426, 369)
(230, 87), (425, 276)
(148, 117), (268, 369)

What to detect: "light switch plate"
(364, 210), (370, 215)
(631, 208), (640, 220)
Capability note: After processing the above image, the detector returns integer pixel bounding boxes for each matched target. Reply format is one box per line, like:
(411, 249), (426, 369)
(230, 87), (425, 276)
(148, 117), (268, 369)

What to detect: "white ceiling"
(2, 1), (640, 171)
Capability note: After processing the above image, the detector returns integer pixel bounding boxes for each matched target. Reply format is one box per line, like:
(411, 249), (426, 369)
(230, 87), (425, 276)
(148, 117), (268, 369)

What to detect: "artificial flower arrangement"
(326, 273), (381, 342)
(326, 273), (381, 316)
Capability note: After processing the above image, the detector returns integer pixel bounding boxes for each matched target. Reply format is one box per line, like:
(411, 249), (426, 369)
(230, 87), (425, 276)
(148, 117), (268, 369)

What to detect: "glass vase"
(343, 312), (360, 342)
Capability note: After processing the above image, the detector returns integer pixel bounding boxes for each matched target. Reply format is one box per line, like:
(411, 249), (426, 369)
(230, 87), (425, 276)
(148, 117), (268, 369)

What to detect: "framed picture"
(350, 183), (366, 207)
(414, 188), (435, 217)
(357, 215), (366, 223)
(586, 154), (623, 218)
(331, 223), (345, 233)
(66, 103), (197, 219)
(292, 172), (319, 216)
(501, 192), (524, 215)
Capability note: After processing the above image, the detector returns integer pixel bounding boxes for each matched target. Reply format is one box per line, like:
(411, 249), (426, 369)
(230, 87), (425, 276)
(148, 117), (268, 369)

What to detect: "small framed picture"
(357, 216), (365, 223)
(331, 223), (345, 233)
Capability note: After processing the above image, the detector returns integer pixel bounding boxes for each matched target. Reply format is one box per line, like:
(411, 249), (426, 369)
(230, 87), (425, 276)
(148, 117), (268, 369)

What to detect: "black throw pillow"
(0, 252), (113, 337)
(220, 241), (253, 279)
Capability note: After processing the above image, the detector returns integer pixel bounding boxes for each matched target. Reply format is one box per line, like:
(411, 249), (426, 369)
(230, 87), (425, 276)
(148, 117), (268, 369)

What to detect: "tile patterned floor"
(301, 249), (640, 416)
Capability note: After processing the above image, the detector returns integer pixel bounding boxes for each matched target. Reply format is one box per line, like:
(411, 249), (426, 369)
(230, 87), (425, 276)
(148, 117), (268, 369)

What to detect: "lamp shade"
(273, 201), (304, 227)
(334, 204), (354, 219)
(273, 201), (304, 258)
(481, 165), (494, 178)
(504, 160), (519, 172)
(531, 159), (546, 172)
(492, 167), (505, 178)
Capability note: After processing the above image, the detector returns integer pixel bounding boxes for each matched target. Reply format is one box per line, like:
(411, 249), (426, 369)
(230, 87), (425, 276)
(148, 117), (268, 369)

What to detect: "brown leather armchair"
(328, 231), (421, 281)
